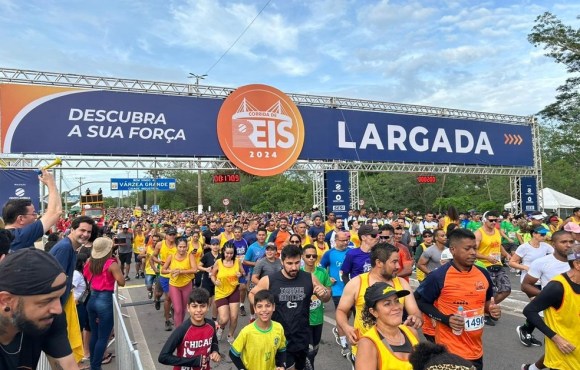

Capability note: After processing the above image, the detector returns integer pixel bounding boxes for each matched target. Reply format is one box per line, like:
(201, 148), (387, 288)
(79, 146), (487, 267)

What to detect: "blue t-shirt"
(244, 242), (266, 275)
(231, 238), (250, 273)
(320, 247), (350, 296)
(49, 237), (77, 305)
(9, 220), (44, 252)
(308, 225), (325, 238)
(242, 231), (257, 246)
(340, 247), (371, 279)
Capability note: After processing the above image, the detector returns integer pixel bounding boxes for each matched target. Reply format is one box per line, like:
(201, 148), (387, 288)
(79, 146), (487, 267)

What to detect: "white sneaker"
(227, 335), (234, 344)
(332, 327), (341, 346)
(216, 327), (223, 340)
(341, 346), (351, 358)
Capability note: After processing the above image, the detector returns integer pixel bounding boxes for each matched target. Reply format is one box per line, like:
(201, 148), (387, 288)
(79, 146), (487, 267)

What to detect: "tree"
(528, 12), (580, 167)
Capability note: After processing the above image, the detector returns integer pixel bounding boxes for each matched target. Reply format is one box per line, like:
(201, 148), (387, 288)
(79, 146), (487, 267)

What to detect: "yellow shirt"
(415, 243), (428, 282)
(159, 240), (177, 278)
(352, 274), (405, 356)
(215, 259), (241, 300)
(314, 242), (329, 267)
(324, 221), (334, 234)
(188, 240), (204, 265)
(350, 230), (360, 247)
(144, 244), (156, 276)
(168, 254), (195, 288)
(544, 274), (580, 370)
(230, 321), (286, 370)
(362, 325), (417, 370)
(477, 227), (502, 268)
(132, 233), (145, 254)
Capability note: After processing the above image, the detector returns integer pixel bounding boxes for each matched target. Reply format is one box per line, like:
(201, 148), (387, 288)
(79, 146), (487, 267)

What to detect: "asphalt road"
(117, 270), (544, 370)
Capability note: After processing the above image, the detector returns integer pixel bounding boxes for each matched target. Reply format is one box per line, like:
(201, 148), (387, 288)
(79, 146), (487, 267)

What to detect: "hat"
(564, 223), (580, 233)
(567, 250), (580, 261)
(210, 238), (220, 245)
(166, 227), (177, 235)
(0, 248), (65, 296)
(533, 226), (549, 235)
(364, 282), (410, 307)
(266, 242), (277, 250)
(422, 230), (434, 237)
(531, 214), (544, 221)
(549, 216), (559, 222)
(92, 237), (113, 259)
(122, 224), (129, 228)
(359, 224), (378, 237)
(416, 216), (423, 220)
(312, 204), (319, 210)
(440, 248), (453, 261)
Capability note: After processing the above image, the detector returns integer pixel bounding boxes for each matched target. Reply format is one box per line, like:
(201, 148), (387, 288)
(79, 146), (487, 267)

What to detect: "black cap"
(0, 248), (65, 296)
(266, 242), (277, 250)
(364, 282), (410, 308)
(422, 230), (434, 237)
(166, 227), (177, 235)
(358, 224), (378, 237)
(210, 238), (220, 245)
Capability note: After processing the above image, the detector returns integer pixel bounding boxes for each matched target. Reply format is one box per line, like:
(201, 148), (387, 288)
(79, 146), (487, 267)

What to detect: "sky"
(1, 0), (578, 196)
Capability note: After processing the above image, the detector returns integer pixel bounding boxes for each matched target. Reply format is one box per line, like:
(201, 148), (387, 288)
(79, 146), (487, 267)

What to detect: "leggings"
(169, 283), (193, 327)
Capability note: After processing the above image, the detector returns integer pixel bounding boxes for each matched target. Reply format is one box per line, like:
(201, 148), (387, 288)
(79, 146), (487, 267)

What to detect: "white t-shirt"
(527, 254), (570, 288)
(515, 242), (554, 282)
(72, 270), (86, 301)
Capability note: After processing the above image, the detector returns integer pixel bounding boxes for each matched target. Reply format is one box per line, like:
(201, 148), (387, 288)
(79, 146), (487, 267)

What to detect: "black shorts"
(119, 252), (132, 265)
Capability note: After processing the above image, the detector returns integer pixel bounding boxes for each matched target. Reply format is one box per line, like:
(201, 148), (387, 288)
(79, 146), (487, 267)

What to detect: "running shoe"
(341, 346), (351, 358)
(521, 364), (530, 370)
(165, 320), (173, 331)
(216, 327), (224, 340)
(125, 276), (131, 281)
(140, 272), (145, 278)
(147, 290), (153, 299)
(516, 326), (532, 347)
(227, 335), (234, 344)
(240, 306), (247, 316)
(332, 327), (341, 346)
(135, 274), (140, 279)
(529, 334), (542, 347)
(154, 300), (161, 310)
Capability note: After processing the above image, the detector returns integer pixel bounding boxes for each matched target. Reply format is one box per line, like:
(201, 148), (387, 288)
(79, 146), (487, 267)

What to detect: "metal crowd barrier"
(37, 285), (144, 370)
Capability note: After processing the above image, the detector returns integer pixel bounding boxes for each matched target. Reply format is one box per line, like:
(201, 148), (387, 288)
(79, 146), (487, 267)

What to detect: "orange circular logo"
(217, 84), (304, 176)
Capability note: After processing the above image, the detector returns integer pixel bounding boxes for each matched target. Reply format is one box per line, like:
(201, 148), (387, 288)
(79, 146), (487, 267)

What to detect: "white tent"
(504, 188), (580, 217)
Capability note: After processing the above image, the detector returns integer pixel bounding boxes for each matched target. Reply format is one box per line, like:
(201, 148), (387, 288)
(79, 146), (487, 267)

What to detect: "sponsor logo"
(217, 84), (304, 176)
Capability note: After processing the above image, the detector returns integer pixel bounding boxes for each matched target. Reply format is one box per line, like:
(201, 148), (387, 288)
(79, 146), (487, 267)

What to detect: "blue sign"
(325, 171), (350, 220)
(520, 177), (538, 212)
(0, 170), (40, 209)
(3, 85), (534, 167)
(110, 178), (176, 191)
(151, 204), (159, 214)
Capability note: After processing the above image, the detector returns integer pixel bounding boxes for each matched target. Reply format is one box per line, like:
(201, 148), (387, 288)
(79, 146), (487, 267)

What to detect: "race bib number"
(310, 295), (321, 311)
(463, 308), (484, 332)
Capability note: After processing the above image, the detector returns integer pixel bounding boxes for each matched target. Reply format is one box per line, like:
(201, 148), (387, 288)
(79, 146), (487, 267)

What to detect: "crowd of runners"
(1, 174), (579, 370)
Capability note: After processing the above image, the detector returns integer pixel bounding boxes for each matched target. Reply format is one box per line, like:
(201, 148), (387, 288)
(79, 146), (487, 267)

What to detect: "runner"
(243, 227), (268, 322)
(341, 225), (379, 284)
(508, 226), (553, 347)
(415, 228), (501, 370)
(301, 244), (332, 370)
(522, 244), (579, 370)
(211, 242), (245, 344)
(474, 211), (511, 325)
(336, 243), (422, 366)
(151, 227), (178, 331)
(249, 244), (331, 370)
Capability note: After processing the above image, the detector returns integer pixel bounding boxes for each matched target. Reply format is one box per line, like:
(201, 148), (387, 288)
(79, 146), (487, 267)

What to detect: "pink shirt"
(83, 258), (117, 292)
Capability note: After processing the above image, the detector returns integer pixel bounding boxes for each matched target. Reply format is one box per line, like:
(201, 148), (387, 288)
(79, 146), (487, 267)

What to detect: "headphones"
(482, 211), (489, 222)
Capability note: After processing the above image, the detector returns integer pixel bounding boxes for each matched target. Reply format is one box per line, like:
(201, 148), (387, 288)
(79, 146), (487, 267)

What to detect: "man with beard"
(249, 244), (331, 370)
(336, 243), (422, 366)
(0, 248), (77, 369)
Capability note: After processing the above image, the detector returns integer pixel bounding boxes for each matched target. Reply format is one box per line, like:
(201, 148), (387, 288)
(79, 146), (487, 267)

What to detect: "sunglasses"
(290, 240), (301, 244)
(304, 254), (317, 259)
(487, 219), (498, 223)
(379, 236), (392, 240)
(367, 234), (379, 238)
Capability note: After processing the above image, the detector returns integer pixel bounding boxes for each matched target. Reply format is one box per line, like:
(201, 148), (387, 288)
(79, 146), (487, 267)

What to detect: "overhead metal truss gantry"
(0, 68), (542, 213)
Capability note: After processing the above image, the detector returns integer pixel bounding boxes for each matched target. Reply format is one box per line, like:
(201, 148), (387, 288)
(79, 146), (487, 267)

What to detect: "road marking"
(119, 284), (146, 289)
(122, 289), (157, 369)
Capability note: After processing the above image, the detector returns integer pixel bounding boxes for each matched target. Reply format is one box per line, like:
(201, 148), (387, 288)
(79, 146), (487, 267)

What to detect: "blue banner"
(3, 85), (534, 167)
(520, 177), (538, 212)
(110, 178), (176, 191)
(325, 171), (350, 220)
(0, 170), (40, 209)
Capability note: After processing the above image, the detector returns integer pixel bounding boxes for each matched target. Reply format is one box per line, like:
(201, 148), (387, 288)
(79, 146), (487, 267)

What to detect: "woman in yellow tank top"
(161, 238), (197, 327)
(210, 242), (245, 344)
(356, 282), (419, 370)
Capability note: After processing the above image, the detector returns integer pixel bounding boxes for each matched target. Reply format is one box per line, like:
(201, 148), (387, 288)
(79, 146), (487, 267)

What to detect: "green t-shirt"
(467, 221), (482, 232)
(500, 220), (518, 244)
(302, 266), (331, 326)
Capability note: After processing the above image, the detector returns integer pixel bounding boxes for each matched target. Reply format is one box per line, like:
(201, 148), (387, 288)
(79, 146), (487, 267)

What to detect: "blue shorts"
(158, 276), (170, 294)
(238, 275), (247, 284)
(134, 253), (142, 263)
